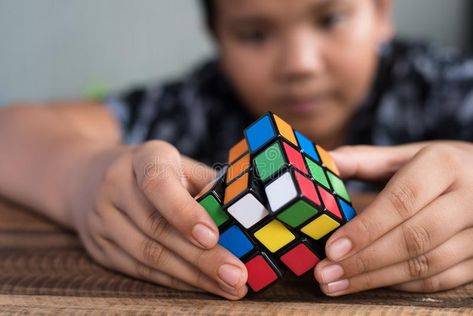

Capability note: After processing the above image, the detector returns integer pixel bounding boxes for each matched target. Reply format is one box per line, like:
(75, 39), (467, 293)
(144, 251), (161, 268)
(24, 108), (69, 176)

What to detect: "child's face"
(215, 0), (393, 145)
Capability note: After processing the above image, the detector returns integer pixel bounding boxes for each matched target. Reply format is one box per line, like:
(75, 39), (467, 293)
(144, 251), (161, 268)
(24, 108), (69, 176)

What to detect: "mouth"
(278, 93), (332, 115)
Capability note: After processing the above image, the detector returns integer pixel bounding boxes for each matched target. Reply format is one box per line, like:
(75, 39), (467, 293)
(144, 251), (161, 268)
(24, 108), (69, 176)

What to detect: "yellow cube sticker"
(301, 214), (340, 240)
(254, 220), (295, 252)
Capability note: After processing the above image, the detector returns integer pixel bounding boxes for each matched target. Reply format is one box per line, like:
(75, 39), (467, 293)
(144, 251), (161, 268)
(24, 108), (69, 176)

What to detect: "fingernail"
(192, 224), (217, 248)
(328, 237), (352, 261)
(327, 279), (349, 294)
(320, 264), (344, 283)
(218, 264), (243, 288)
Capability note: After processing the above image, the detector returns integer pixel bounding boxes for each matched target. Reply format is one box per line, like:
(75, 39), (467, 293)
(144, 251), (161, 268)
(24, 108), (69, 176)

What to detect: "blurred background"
(0, 0), (471, 105)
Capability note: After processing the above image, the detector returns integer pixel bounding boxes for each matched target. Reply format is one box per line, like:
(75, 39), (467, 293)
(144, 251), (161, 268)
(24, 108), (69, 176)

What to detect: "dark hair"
(199, 0), (215, 33)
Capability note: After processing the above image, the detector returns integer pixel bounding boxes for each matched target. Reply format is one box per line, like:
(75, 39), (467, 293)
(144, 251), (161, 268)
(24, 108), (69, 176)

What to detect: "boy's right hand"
(68, 140), (248, 300)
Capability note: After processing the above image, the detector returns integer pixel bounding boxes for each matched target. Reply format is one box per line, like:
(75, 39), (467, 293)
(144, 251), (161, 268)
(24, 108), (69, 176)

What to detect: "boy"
(1, 0), (473, 300)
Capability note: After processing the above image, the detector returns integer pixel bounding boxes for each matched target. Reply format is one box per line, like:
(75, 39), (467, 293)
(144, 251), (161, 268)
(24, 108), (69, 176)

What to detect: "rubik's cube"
(195, 112), (357, 292)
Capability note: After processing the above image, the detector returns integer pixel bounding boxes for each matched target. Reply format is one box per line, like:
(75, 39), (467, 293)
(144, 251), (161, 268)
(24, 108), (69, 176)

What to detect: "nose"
(276, 30), (324, 83)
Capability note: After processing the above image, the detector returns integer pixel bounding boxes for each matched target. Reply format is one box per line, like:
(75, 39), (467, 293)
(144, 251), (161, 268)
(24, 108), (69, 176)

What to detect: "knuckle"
(419, 143), (445, 158)
(359, 274), (374, 291)
(420, 276), (441, 293)
(100, 163), (118, 189)
(335, 145), (355, 153)
(91, 199), (105, 221)
(91, 194), (118, 226)
(101, 162), (119, 187)
(354, 216), (373, 245)
(101, 153), (130, 188)
(90, 183), (113, 221)
(169, 275), (186, 290)
(336, 145), (371, 153)
(135, 261), (154, 280)
(193, 248), (226, 276)
(91, 233), (108, 252)
(175, 198), (199, 223)
(146, 210), (169, 239)
(192, 248), (208, 268)
(353, 254), (369, 275)
(95, 156), (131, 216)
(421, 144), (460, 172)
(142, 140), (179, 155)
(387, 183), (417, 220)
(194, 270), (207, 289)
(402, 223), (431, 258)
(141, 238), (167, 267)
(406, 254), (431, 279)
(134, 142), (181, 193)
(148, 210), (171, 240)
(83, 235), (108, 267)
(140, 170), (166, 195)
(89, 205), (107, 232)
(135, 140), (179, 167)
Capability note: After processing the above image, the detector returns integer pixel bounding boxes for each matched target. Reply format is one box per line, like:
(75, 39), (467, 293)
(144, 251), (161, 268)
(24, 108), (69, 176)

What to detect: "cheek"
(328, 23), (379, 106)
(335, 48), (377, 101)
(220, 44), (275, 115)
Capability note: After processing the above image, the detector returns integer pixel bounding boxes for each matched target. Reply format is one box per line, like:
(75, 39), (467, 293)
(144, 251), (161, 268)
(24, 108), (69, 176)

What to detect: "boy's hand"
(314, 141), (473, 296)
(70, 140), (247, 300)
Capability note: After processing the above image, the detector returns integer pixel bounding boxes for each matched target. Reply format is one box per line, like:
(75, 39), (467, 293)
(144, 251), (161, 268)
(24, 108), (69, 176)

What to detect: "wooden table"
(1, 195), (472, 315)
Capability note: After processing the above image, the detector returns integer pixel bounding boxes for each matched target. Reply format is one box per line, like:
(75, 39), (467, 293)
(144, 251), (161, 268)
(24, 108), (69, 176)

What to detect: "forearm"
(0, 103), (122, 228)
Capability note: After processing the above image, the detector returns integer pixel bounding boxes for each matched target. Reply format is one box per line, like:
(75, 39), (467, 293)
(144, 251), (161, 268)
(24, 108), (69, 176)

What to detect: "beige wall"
(0, 0), (470, 104)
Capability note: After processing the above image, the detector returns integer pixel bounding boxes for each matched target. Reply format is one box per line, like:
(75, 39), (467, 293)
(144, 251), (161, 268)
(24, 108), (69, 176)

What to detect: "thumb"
(329, 143), (428, 181)
(182, 156), (218, 196)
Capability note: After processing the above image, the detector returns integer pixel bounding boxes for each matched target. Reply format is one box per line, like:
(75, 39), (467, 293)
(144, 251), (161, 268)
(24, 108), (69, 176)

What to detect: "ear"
(374, 0), (394, 44)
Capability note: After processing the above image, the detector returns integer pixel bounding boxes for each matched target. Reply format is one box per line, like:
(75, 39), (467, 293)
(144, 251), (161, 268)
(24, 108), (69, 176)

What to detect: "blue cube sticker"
(338, 198), (356, 221)
(219, 225), (254, 258)
(295, 130), (320, 163)
(244, 114), (276, 153)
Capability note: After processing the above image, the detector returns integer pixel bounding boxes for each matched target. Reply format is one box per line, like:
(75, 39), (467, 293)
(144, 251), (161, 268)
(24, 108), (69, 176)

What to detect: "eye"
(317, 11), (346, 30)
(237, 29), (270, 45)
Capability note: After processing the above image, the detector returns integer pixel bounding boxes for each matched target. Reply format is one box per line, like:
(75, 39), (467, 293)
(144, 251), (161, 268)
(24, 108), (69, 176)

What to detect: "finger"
(329, 143), (427, 180)
(391, 258), (473, 293)
(316, 227), (473, 295)
(142, 211), (248, 291)
(132, 141), (219, 249)
(319, 189), (471, 280)
(111, 163), (247, 291)
(325, 145), (457, 262)
(94, 233), (199, 292)
(106, 234), (245, 300)
(81, 209), (204, 294)
(148, 216), (247, 291)
(103, 204), (247, 299)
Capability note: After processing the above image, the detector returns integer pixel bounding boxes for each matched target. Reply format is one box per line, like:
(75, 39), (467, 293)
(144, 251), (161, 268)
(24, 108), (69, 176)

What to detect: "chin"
(296, 115), (339, 141)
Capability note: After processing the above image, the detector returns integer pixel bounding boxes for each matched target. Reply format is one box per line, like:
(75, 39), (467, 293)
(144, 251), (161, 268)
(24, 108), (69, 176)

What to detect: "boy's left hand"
(314, 141), (473, 296)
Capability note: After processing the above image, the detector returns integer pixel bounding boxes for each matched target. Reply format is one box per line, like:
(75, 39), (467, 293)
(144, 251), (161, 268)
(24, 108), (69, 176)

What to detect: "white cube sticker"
(265, 171), (297, 212)
(228, 193), (269, 228)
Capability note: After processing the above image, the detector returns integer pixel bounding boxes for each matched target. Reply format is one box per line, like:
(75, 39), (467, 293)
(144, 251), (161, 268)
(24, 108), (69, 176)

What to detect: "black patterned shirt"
(106, 39), (473, 185)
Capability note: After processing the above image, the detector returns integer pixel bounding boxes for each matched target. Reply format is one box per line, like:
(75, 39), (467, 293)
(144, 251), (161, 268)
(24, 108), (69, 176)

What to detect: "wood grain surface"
(0, 195), (472, 315)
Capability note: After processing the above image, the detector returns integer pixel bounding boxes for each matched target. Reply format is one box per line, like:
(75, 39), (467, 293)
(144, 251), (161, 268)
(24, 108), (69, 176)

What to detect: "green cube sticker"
(305, 157), (330, 189)
(277, 200), (318, 228)
(199, 195), (229, 226)
(254, 142), (285, 181)
(327, 171), (351, 202)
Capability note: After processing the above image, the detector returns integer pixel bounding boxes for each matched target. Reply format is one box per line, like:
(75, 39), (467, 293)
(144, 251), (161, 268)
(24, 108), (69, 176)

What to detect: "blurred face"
(214, 0), (393, 148)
